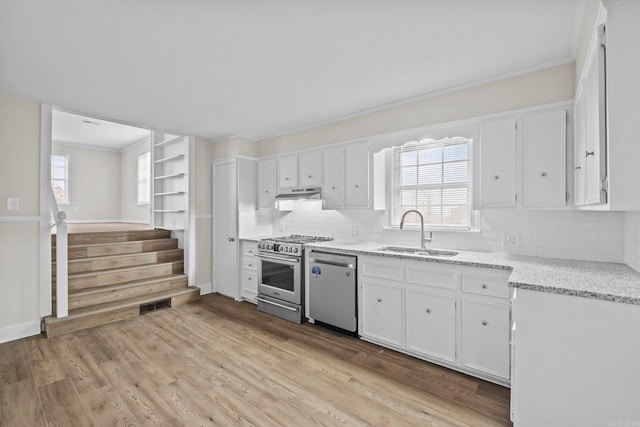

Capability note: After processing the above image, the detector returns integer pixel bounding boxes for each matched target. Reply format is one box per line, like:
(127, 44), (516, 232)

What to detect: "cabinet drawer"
(361, 260), (403, 281)
(242, 242), (258, 256)
(406, 264), (456, 290)
(241, 255), (258, 271)
(463, 274), (509, 298)
(241, 269), (258, 289)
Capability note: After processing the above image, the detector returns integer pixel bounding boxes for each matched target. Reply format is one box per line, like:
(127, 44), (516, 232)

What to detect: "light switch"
(6, 197), (19, 211)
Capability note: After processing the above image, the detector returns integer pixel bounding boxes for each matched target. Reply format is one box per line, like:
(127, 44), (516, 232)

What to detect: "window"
(51, 153), (69, 205)
(391, 137), (472, 229)
(137, 151), (151, 205)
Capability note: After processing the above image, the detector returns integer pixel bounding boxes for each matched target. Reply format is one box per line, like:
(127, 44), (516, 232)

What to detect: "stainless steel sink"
(376, 246), (458, 257)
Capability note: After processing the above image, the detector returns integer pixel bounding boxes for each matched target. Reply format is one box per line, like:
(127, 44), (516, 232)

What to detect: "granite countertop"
(304, 241), (640, 306)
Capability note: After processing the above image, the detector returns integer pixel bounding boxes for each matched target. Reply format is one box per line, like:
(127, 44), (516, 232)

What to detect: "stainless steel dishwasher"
(307, 250), (357, 334)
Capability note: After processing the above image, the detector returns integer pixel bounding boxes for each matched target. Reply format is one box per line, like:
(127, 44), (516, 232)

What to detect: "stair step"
(55, 274), (189, 311)
(63, 261), (184, 292)
(53, 238), (178, 260)
(44, 286), (200, 337)
(52, 229), (171, 246)
(54, 249), (184, 274)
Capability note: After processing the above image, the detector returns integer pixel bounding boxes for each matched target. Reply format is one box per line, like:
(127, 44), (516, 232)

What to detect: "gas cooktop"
(264, 235), (334, 244)
(258, 235), (333, 256)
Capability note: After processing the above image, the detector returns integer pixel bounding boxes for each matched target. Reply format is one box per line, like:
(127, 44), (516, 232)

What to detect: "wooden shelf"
(154, 136), (184, 148)
(154, 191), (185, 197)
(154, 173), (185, 180)
(154, 154), (185, 164)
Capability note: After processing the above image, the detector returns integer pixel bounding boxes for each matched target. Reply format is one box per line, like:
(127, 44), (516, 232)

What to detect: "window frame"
(137, 151), (151, 205)
(387, 137), (476, 231)
(51, 152), (70, 206)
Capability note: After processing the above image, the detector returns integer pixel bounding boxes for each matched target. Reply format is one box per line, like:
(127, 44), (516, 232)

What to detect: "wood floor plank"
(0, 379), (47, 427)
(0, 294), (512, 426)
(78, 385), (140, 427)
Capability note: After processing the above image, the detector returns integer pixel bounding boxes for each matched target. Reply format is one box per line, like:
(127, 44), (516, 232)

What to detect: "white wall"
(0, 94), (41, 343)
(273, 205), (624, 263)
(259, 63), (574, 156)
(625, 212), (640, 271)
(120, 137), (151, 223)
(52, 142), (121, 222)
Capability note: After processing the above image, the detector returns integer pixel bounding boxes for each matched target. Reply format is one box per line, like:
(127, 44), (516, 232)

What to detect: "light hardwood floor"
(0, 294), (512, 426)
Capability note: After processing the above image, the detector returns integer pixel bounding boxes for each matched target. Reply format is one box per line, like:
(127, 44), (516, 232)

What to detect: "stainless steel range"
(256, 235), (333, 323)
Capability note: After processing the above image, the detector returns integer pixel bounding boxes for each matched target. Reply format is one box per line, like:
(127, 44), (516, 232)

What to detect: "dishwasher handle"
(308, 258), (356, 269)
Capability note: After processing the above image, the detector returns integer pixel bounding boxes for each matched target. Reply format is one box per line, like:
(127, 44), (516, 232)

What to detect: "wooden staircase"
(44, 228), (200, 337)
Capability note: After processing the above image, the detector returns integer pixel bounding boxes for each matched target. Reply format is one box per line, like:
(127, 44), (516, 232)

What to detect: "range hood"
(275, 187), (322, 200)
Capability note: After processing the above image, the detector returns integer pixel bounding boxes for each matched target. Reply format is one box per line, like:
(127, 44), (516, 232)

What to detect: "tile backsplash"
(271, 202), (626, 264)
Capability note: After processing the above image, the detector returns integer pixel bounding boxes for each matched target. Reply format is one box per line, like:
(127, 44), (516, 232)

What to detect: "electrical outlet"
(502, 233), (520, 248)
(279, 223), (285, 232)
(351, 225), (358, 236)
(6, 197), (19, 211)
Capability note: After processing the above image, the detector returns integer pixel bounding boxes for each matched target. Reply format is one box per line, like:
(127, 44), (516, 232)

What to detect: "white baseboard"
(0, 320), (41, 344)
(197, 283), (213, 295)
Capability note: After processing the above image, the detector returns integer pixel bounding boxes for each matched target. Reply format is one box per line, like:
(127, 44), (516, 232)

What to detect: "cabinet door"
(461, 298), (510, 379)
(406, 289), (456, 362)
(361, 281), (402, 346)
(584, 39), (607, 205)
(278, 155), (298, 189)
(523, 109), (566, 207)
(257, 159), (277, 208)
(298, 150), (322, 187)
(323, 146), (346, 209)
(346, 141), (370, 208)
(573, 81), (587, 206)
(479, 117), (517, 208)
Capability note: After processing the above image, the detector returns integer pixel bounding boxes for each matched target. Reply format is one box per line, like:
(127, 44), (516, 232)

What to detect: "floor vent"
(140, 298), (171, 315)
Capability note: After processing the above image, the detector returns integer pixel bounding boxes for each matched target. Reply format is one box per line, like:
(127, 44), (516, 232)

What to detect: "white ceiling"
(0, 0), (585, 141)
(52, 110), (151, 150)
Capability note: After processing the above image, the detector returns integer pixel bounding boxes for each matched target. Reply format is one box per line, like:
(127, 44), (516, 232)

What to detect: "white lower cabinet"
(361, 280), (402, 346)
(359, 255), (511, 385)
(406, 289), (456, 362)
(239, 240), (259, 302)
(461, 298), (510, 379)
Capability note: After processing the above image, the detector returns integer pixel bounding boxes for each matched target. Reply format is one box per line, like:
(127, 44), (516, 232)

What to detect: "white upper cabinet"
(277, 154), (298, 189)
(257, 158), (277, 209)
(298, 150), (323, 187)
(478, 116), (517, 208)
(522, 109), (567, 207)
(278, 150), (322, 190)
(323, 146), (346, 209)
(345, 141), (370, 208)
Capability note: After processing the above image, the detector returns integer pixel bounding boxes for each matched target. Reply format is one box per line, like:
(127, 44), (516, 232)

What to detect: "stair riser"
(65, 277), (188, 311)
(55, 249), (184, 275)
(52, 229), (171, 246)
(67, 262), (184, 292)
(53, 239), (178, 261)
(44, 289), (200, 337)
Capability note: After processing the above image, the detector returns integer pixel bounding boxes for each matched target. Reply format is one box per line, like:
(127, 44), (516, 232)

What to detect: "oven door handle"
(256, 297), (299, 312)
(256, 253), (300, 263)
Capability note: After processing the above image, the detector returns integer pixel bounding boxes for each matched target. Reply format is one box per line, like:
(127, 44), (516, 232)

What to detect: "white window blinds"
(391, 137), (471, 229)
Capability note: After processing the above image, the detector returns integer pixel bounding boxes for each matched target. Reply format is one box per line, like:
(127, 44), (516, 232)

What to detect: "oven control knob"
(258, 243), (263, 249)
(293, 248), (299, 253)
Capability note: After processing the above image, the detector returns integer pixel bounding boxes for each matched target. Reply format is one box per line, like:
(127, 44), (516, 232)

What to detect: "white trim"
(0, 216), (40, 223)
(210, 135), (258, 144)
(40, 103), (53, 318)
(64, 219), (150, 224)
(0, 320), (42, 344)
(187, 136), (196, 286)
(196, 283), (213, 295)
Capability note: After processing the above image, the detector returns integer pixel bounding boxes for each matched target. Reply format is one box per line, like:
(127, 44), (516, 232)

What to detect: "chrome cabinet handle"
(541, 172), (548, 177)
(585, 151), (595, 157)
(482, 321), (488, 326)
(482, 284), (487, 289)
(308, 175), (312, 178)
(426, 309), (431, 314)
(227, 237), (235, 242)
(377, 298), (382, 302)
(355, 184), (359, 188)
(574, 166), (581, 170)
(494, 175), (500, 180)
